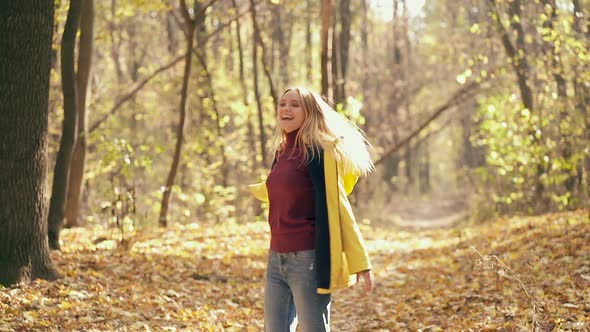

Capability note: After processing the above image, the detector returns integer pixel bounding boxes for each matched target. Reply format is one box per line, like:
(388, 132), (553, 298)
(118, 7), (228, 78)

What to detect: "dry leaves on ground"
(1, 210), (589, 331)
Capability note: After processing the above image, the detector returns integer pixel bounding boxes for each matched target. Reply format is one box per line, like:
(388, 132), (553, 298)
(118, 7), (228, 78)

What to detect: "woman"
(249, 87), (374, 332)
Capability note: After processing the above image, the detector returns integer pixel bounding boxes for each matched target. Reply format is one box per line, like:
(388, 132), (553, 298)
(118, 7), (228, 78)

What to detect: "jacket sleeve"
(247, 182), (269, 203)
(337, 161), (372, 274)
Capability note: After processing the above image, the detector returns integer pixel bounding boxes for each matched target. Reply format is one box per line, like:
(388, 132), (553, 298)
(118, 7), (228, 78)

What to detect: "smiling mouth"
(281, 115), (294, 120)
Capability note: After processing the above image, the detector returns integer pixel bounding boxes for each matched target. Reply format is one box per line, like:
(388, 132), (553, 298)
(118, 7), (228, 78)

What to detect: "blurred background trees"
(43, 0), (588, 238)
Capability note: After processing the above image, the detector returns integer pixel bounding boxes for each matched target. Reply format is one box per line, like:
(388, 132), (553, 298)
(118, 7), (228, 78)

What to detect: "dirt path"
(374, 193), (469, 230)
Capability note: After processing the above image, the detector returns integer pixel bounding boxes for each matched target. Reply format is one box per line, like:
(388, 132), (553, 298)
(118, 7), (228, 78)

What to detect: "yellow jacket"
(249, 144), (372, 293)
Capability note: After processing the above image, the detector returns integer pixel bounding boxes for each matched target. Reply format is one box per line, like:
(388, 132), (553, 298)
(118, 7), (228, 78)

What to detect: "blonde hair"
(270, 87), (374, 176)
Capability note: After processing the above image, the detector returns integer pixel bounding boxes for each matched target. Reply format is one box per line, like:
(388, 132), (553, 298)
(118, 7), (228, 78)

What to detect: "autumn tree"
(331, 0), (351, 105)
(320, 0), (333, 96)
(159, 0), (215, 227)
(249, 0), (268, 163)
(64, 0), (95, 229)
(48, 0), (83, 249)
(0, 0), (61, 285)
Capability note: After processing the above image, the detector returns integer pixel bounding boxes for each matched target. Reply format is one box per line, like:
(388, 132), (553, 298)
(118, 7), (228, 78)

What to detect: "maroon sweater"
(265, 130), (316, 252)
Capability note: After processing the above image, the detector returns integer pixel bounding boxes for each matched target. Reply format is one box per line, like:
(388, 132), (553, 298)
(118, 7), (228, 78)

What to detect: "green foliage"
(474, 94), (541, 211)
(473, 90), (588, 213)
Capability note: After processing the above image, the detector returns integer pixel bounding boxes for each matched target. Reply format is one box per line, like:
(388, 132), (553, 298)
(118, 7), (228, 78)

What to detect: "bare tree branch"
(172, 4), (254, 45)
(89, 55), (184, 133)
(374, 80), (482, 167)
(179, 0), (192, 25)
(197, 0), (218, 18)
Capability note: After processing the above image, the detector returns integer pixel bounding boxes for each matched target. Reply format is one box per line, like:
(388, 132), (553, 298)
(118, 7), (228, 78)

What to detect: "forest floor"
(1, 209), (589, 331)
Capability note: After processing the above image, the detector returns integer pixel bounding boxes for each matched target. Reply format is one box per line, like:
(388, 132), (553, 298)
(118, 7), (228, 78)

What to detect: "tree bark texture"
(0, 0), (61, 285)
(48, 0), (82, 250)
(65, 0), (95, 228)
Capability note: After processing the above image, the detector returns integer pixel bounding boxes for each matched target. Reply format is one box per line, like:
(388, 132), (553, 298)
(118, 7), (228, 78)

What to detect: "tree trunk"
(361, 0), (370, 130)
(404, 142), (413, 192)
(338, 0), (351, 103)
(249, 0), (267, 163)
(232, 0), (257, 169)
(461, 5), (485, 171)
(331, 7), (341, 104)
(232, 0), (262, 217)
(270, 8), (277, 79)
(507, 0), (544, 203)
(159, 0), (196, 227)
(273, 3), (289, 89)
(306, 0), (313, 83)
(127, 19), (142, 133)
(320, 0), (333, 96)
(166, 6), (179, 55)
(461, 100), (483, 168)
(65, 0), (94, 229)
(487, 0), (543, 203)
(109, 0), (124, 83)
(0, 0), (62, 286)
(225, 10), (235, 73)
(401, 0), (413, 192)
(195, 0), (207, 61)
(195, 50), (228, 186)
(419, 145), (431, 194)
(249, 0), (278, 108)
(572, 0), (590, 200)
(384, 0), (401, 191)
(487, 0), (534, 111)
(507, 0), (533, 112)
(48, 0), (82, 250)
(542, 0), (575, 195)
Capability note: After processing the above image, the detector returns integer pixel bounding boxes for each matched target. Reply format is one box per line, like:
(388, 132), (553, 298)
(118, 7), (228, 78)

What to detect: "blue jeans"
(264, 249), (331, 332)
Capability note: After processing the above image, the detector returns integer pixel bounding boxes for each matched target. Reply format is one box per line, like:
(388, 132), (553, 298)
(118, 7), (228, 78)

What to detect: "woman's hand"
(356, 270), (374, 294)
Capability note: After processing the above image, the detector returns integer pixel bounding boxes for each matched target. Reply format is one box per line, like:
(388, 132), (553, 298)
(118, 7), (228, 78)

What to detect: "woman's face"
(278, 90), (306, 133)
